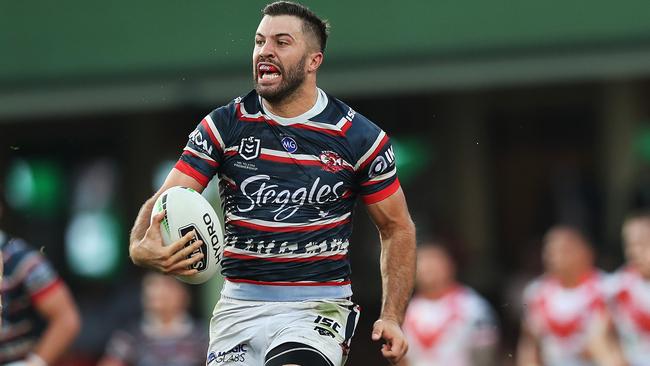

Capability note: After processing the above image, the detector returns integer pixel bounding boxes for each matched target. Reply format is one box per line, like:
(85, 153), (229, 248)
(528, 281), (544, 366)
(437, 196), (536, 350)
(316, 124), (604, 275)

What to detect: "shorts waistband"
(222, 278), (353, 301)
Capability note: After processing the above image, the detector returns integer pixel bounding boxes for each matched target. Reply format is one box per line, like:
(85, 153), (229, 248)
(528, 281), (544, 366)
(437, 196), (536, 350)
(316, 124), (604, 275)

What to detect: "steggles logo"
(239, 137), (261, 160)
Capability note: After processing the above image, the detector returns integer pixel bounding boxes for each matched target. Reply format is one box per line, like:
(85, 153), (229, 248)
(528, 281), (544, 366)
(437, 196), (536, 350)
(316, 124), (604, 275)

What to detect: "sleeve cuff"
(174, 160), (210, 187)
(362, 178), (401, 205)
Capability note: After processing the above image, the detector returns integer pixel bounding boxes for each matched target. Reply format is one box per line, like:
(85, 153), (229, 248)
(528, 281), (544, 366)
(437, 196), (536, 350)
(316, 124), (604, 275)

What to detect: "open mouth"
(258, 63), (281, 81)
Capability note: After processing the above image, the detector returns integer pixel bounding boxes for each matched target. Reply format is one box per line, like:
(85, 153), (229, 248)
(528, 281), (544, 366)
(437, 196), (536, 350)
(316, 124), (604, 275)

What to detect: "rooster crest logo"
(320, 151), (344, 173)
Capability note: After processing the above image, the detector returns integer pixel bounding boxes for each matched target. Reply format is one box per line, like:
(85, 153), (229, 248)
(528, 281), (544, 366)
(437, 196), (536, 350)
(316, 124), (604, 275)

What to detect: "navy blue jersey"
(0, 232), (61, 363)
(175, 89), (399, 297)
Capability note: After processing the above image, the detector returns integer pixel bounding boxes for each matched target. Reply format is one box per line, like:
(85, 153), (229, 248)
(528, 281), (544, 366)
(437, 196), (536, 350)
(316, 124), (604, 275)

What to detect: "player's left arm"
(367, 187), (416, 365)
(31, 282), (81, 365)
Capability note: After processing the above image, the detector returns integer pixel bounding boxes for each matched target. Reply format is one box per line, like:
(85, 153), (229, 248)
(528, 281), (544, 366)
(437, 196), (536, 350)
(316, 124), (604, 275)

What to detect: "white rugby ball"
(151, 186), (223, 284)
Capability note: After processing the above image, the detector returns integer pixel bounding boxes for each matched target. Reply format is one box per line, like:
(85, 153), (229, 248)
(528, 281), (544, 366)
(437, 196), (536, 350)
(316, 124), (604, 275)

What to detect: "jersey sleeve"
(352, 120), (400, 205)
(22, 251), (62, 303)
(174, 105), (233, 187)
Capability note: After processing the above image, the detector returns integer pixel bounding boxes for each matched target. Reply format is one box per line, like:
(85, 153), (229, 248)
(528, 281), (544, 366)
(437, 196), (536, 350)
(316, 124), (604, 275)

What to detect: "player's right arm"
(129, 169), (206, 275)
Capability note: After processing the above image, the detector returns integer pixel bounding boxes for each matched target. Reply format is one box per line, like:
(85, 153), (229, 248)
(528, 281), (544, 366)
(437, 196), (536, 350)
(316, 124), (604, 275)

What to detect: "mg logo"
(239, 137), (261, 160)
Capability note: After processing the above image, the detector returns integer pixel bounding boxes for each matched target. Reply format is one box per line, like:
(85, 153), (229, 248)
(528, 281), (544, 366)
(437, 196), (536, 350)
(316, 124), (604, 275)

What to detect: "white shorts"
(207, 296), (361, 366)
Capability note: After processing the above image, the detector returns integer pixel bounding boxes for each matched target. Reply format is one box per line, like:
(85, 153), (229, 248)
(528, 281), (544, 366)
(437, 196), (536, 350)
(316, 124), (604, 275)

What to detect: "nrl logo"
(239, 136), (261, 160)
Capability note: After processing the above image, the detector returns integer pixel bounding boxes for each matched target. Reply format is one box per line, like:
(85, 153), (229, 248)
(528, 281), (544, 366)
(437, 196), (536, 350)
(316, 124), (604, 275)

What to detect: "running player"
(401, 243), (499, 366)
(607, 212), (650, 366)
(516, 226), (625, 366)
(0, 224), (81, 364)
(128, 2), (416, 365)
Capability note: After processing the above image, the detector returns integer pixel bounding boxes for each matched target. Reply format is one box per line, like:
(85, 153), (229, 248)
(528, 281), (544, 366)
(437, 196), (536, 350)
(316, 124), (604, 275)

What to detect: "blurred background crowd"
(3, 0), (650, 365)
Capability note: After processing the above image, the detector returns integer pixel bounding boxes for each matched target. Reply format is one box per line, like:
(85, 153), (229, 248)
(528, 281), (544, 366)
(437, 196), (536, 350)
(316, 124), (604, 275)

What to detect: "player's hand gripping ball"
(151, 186), (224, 284)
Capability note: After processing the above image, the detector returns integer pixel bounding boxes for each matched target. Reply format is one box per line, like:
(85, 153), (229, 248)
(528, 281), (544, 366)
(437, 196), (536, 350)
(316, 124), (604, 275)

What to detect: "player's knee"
(265, 342), (333, 366)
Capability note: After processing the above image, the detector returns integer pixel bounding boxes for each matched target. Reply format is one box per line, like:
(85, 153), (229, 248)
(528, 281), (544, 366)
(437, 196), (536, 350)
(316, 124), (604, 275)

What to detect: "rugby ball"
(151, 186), (223, 284)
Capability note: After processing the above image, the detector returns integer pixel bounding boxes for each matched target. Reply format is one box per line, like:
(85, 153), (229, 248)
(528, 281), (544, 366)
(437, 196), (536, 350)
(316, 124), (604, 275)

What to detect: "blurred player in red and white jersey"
(517, 226), (626, 366)
(401, 243), (499, 366)
(607, 212), (650, 366)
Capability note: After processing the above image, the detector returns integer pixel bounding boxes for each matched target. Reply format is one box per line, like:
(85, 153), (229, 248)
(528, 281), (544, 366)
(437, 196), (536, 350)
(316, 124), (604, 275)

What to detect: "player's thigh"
(207, 298), (265, 365)
(266, 300), (361, 366)
(264, 342), (333, 366)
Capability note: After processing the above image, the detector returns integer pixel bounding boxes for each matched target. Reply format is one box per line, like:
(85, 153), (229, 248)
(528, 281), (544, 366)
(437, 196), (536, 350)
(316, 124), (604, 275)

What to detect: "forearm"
(130, 195), (158, 247)
(33, 305), (81, 364)
(378, 221), (416, 324)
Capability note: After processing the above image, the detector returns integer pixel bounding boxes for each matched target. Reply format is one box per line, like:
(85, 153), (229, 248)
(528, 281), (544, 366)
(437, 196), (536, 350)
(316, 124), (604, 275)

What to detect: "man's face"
(416, 246), (455, 291)
(623, 219), (650, 277)
(542, 229), (592, 277)
(142, 274), (187, 319)
(253, 15), (311, 103)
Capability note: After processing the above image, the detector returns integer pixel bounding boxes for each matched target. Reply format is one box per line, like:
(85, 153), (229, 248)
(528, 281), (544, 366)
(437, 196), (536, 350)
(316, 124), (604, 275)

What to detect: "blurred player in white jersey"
(517, 226), (626, 366)
(401, 243), (499, 366)
(607, 212), (650, 366)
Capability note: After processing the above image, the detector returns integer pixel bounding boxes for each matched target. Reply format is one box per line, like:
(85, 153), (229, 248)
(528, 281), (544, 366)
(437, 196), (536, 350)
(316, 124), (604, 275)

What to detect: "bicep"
(157, 168), (207, 195)
(33, 283), (76, 320)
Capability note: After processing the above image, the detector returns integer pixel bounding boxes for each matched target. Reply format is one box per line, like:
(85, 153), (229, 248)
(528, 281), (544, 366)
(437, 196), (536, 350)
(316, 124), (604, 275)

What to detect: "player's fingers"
(145, 210), (166, 239)
(169, 239), (204, 263)
(167, 253), (204, 274)
(389, 337), (407, 358)
(151, 209), (166, 224)
(171, 267), (199, 277)
(166, 230), (197, 255)
(371, 320), (384, 341)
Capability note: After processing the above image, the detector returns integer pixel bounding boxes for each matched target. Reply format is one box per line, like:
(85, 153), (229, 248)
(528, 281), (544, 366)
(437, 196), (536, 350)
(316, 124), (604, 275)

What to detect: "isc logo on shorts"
(313, 315), (341, 338)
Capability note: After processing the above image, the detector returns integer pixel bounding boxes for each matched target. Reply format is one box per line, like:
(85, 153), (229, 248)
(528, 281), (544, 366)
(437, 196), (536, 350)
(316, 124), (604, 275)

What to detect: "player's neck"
(556, 269), (593, 288)
(262, 84), (318, 118)
(421, 282), (458, 300)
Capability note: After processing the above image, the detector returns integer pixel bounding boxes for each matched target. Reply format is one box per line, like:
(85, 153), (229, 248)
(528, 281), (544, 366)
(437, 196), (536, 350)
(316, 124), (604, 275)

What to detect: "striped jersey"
(522, 272), (608, 366)
(102, 316), (208, 366)
(0, 232), (62, 363)
(175, 89), (400, 300)
(403, 286), (499, 366)
(606, 267), (650, 366)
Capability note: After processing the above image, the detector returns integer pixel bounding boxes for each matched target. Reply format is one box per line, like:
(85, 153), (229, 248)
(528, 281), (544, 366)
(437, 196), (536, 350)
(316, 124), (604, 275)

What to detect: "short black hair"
(262, 1), (330, 53)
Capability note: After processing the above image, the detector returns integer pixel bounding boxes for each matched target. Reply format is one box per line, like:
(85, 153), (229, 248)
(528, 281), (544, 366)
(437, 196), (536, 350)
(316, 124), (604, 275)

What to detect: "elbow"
(379, 217), (416, 243)
(64, 304), (82, 339)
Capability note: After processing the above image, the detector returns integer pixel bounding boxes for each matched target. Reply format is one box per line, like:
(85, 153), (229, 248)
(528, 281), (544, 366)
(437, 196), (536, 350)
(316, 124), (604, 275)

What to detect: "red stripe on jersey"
(174, 160), (210, 187)
(225, 150), (238, 157)
(229, 218), (350, 232)
(359, 134), (389, 170)
(260, 153), (321, 166)
(362, 178), (401, 205)
(226, 278), (351, 286)
(260, 153), (355, 172)
(30, 278), (63, 304)
(182, 151), (219, 167)
(224, 251), (346, 263)
(340, 120), (352, 135)
(200, 118), (222, 151)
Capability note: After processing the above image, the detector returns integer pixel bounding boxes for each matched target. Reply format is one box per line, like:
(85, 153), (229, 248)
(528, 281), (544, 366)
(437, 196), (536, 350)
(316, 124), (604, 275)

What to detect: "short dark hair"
(262, 1), (329, 52)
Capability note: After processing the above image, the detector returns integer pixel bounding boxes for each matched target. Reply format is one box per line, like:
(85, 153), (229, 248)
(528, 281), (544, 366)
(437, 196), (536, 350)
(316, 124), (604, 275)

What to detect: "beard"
(254, 55), (307, 104)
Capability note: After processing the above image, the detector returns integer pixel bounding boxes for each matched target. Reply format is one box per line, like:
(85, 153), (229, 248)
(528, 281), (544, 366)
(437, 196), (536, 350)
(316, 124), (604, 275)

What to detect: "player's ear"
(307, 51), (323, 73)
